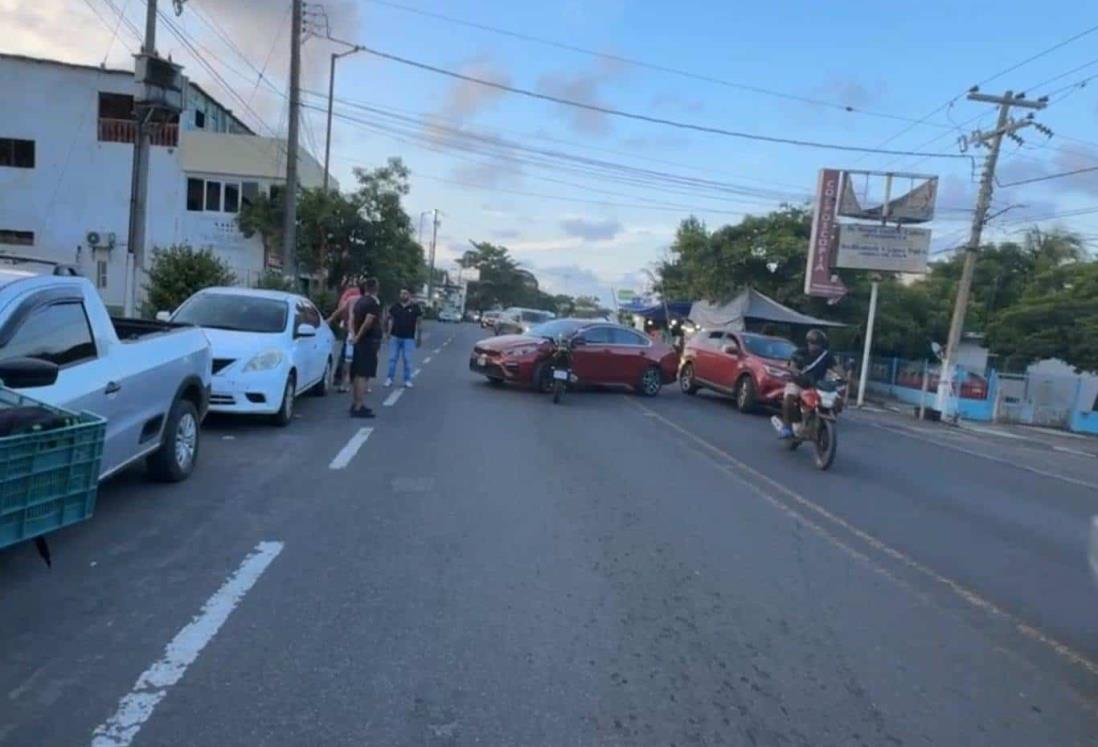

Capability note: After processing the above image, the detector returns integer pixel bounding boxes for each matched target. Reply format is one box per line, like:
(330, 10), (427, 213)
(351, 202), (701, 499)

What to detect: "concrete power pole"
(124, 0), (158, 316)
(936, 89), (1047, 417)
(282, 0), (303, 279)
(426, 209), (440, 307)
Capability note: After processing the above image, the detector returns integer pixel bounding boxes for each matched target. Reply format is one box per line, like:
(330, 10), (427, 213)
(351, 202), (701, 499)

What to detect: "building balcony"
(97, 118), (179, 147)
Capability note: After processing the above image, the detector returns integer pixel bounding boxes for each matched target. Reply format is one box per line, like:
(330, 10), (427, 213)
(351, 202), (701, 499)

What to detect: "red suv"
(678, 330), (797, 411)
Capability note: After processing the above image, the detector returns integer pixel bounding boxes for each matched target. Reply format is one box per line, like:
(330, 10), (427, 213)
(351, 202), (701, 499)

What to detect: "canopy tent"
(689, 288), (843, 332)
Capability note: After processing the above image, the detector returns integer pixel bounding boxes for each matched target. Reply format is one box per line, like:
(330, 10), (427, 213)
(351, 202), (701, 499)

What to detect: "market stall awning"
(689, 288), (843, 331)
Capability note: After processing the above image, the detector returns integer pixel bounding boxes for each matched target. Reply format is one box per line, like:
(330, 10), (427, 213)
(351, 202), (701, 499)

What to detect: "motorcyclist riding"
(778, 328), (834, 440)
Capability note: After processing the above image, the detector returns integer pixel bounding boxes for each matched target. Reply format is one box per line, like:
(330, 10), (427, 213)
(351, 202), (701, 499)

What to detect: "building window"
(96, 260), (108, 289)
(241, 181), (259, 208)
(0, 229), (34, 246)
(194, 109), (206, 129)
(269, 184), (283, 203)
(0, 138), (35, 168)
(205, 180), (222, 212)
(224, 183), (240, 213)
(186, 178), (204, 211)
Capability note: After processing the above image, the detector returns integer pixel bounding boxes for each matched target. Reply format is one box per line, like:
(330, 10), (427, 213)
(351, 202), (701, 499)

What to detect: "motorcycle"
(771, 378), (844, 470)
(547, 334), (574, 404)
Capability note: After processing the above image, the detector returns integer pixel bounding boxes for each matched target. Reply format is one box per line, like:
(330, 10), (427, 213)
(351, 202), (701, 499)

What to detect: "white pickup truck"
(0, 267), (212, 482)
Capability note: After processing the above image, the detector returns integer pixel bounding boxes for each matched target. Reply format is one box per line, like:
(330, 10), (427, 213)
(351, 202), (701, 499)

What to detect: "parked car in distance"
(437, 307), (462, 323)
(494, 307), (555, 336)
(163, 288), (335, 426)
(480, 310), (501, 329)
(470, 318), (678, 396)
(0, 269), (211, 482)
(679, 330), (796, 412)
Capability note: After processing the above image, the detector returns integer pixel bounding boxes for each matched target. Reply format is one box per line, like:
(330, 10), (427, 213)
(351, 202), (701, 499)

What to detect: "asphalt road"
(2, 322), (1097, 746)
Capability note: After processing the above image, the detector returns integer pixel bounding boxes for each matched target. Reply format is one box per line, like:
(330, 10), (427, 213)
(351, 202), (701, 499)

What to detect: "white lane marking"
(89, 541), (284, 747)
(328, 428), (373, 470)
(383, 388), (404, 407)
(423, 356), (433, 364)
(412, 368), (421, 379)
(431, 348), (441, 355)
(1053, 445), (1096, 458)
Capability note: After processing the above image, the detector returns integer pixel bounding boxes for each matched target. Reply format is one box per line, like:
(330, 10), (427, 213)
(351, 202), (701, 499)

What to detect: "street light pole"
(322, 45), (363, 192)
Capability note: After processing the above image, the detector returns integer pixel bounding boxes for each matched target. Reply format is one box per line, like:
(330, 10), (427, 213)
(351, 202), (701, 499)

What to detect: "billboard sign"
(836, 224), (931, 274)
(804, 168), (847, 300)
(616, 289), (636, 301)
(839, 173), (938, 224)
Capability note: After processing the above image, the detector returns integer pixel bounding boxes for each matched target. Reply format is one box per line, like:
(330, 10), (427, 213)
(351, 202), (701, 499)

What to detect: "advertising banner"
(836, 224), (931, 274)
(804, 168), (847, 300)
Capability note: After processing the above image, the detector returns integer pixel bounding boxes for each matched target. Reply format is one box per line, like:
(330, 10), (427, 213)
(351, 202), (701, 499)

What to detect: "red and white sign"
(804, 169), (847, 300)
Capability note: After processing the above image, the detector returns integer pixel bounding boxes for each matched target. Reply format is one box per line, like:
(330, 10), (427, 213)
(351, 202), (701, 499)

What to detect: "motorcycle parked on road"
(548, 334), (574, 404)
(771, 378), (844, 470)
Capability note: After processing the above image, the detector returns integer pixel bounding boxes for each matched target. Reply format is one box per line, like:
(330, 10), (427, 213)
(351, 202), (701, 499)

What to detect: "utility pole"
(426, 209), (440, 307)
(323, 45), (363, 192)
(936, 89), (1047, 417)
(123, 0), (158, 316)
(282, 0), (303, 279)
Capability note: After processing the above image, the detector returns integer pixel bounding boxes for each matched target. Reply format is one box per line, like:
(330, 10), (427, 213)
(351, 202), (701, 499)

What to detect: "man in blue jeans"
(384, 288), (421, 388)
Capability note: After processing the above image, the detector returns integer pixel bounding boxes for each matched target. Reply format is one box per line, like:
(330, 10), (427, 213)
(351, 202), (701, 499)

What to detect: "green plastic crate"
(0, 387), (105, 550)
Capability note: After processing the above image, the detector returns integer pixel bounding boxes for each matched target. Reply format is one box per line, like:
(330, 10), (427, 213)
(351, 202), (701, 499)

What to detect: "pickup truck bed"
(111, 317), (194, 342)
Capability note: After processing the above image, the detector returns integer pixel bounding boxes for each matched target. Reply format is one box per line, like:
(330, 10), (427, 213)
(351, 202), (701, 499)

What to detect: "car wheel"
(679, 362), (699, 395)
(147, 397), (199, 482)
(271, 373), (295, 426)
(736, 376), (758, 413)
(637, 366), (663, 397)
(313, 358), (332, 397)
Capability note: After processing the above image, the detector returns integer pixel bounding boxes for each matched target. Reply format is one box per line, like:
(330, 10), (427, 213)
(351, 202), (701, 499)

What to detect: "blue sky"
(8, 0), (1098, 303)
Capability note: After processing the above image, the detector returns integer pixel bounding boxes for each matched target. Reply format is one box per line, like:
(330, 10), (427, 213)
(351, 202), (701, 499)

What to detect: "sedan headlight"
(764, 365), (790, 378)
(243, 349), (285, 372)
(504, 346), (538, 358)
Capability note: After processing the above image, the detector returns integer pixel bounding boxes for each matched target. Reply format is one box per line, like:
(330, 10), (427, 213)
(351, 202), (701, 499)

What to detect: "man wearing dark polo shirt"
(350, 277), (382, 418)
(385, 288), (421, 388)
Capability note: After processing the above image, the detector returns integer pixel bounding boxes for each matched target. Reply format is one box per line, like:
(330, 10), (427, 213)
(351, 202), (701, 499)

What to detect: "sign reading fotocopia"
(836, 223), (931, 274)
(804, 169), (847, 300)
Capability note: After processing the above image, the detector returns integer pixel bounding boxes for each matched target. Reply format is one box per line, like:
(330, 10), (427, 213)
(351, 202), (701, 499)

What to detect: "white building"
(0, 54), (330, 312)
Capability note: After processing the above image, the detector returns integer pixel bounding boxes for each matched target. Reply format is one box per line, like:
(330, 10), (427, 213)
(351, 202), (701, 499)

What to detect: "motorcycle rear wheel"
(813, 418), (837, 470)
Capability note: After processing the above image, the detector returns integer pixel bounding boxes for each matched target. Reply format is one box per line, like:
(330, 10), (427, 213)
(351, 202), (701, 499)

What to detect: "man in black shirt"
(779, 328), (834, 439)
(385, 288), (421, 388)
(350, 278), (382, 418)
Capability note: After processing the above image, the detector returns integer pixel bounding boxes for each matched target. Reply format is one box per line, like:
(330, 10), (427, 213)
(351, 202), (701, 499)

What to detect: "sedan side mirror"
(155, 310), (171, 322)
(0, 357), (60, 389)
(570, 336), (587, 347)
(296, 323), (317, 338)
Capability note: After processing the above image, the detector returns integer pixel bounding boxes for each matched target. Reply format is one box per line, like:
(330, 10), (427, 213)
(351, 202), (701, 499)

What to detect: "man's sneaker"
(384, 377), (393, 387)
(404, 380), (414, 389)
(351, 407), (375, 419)
(777, 425), (794, 440)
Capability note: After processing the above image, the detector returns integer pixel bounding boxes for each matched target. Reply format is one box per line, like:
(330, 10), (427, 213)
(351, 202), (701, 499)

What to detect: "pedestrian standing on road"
(327, 281), (362, 393)
(385, 288), (421, 388)
(350, 278), (382, 418)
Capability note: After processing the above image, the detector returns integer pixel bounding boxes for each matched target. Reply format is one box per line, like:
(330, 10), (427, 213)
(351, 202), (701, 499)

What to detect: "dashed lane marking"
(412, 368), (421, 379)
(423, 356), (433, 364)
(627, 399), (1098, 681)
(382, 389), (404, 407)
(89, 541), (284, 747)
(328, 428), (373, 470)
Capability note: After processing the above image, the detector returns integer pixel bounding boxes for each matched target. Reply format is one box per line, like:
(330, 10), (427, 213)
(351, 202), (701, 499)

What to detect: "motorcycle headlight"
(243, 349), (285, 372)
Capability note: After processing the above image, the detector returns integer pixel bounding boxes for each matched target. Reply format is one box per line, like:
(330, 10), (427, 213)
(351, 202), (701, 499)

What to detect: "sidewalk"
(857, 398), (1098, 458)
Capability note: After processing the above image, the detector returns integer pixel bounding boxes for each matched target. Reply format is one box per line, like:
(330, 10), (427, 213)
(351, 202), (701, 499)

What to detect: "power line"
(362, 0), (957, 130)
(332, 42), (972, 161)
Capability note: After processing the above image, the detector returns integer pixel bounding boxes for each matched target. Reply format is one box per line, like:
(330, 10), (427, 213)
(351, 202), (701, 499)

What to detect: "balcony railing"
(97, 118), (179, 147)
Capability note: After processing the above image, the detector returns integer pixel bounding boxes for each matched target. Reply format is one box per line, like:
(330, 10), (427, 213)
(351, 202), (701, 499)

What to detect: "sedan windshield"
(742, 335), (796, 360)
(526, 319), (585, 339)
(174, 294), (288, 333)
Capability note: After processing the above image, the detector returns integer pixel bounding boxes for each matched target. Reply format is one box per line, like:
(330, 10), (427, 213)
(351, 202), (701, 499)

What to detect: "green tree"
(236, 191), (283, 269)
(143, 244), (236, 317)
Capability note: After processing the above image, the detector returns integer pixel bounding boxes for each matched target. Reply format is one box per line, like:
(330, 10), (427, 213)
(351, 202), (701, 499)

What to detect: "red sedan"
(470, 319), (679, 396)
(678, 330), (797, 411)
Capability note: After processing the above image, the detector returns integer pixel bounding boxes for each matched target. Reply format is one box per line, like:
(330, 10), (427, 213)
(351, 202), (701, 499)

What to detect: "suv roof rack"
(0, 254), (82, 276)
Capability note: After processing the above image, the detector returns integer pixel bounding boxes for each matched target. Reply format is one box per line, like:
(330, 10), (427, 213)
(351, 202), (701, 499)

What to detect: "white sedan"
(166, 288), (336, 425)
